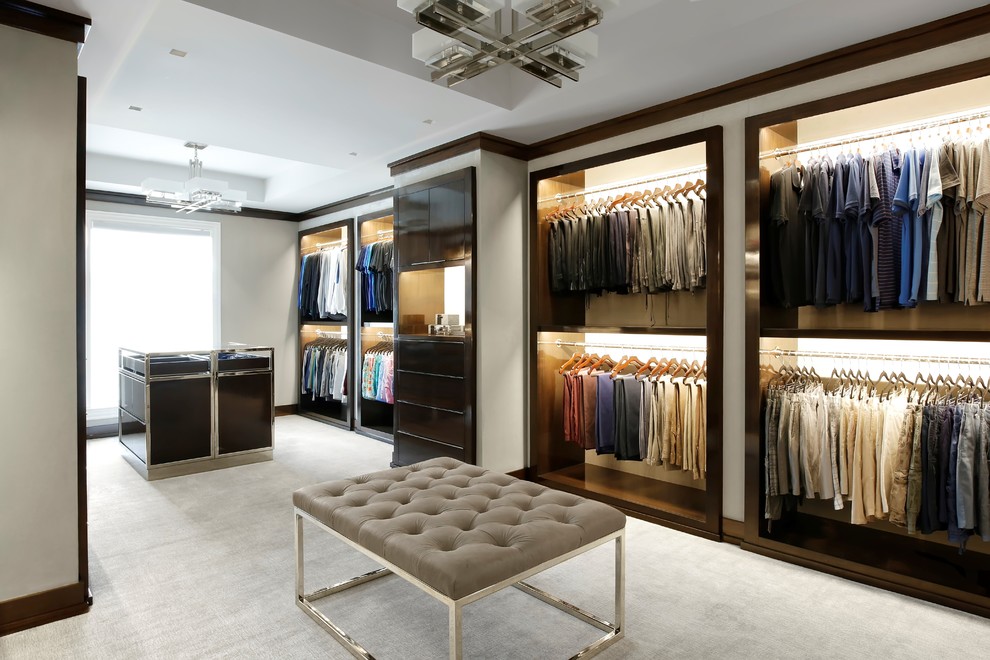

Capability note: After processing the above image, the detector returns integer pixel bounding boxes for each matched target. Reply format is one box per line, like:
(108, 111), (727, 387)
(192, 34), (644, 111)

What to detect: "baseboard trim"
(722, 518), (744, 545)
(86, 423), (117, 439)
(0, 582), (89, 636)
(274, 404), (299, 417)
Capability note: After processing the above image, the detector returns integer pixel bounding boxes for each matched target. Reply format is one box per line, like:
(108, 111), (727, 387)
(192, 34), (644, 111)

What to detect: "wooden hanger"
(635, 357), (659, 377)
(611, 356), (646, 379)
(588, 354), (616, 372)
(569, 353), (600, 374)
(558, 352), (584, 374)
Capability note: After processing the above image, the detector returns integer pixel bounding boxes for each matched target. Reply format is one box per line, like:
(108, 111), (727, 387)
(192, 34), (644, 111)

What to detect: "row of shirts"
(562, 371), (707, 479)
(767, 138), (990, 310)
(355, 240), (394, 314)
(299, 247), (349, 320)
(548, 194), (707, 296)
(763, 385), (990, 545)
(361, 350), (394, 403)
(301, 343), (348, 402)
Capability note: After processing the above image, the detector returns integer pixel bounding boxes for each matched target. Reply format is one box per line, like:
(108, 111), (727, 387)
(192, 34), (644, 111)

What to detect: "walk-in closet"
(298, 220), (353, 428)
(745, 65), (990, 615)
(530, 128), (724, 539)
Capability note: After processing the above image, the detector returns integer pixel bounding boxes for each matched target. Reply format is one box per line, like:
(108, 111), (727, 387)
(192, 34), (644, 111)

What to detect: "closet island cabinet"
(391, 167), (476, 467)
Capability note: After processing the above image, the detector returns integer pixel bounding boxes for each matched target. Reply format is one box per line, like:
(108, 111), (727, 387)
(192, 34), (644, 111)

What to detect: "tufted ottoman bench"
(293, 457), (626, 659)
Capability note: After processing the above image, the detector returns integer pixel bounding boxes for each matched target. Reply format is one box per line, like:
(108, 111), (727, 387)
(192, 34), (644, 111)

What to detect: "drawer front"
(148, 378), (212, 465)
(119, 371), (146, 422)
(396, 401), (465, 447)
(394, 431), (465, 466)
(217, 373), (273, 454)
(397, 339), (464, 377)
(217, 354), (271, 372)
(394, 372), (465, 411)
(119, 409), (147, 464)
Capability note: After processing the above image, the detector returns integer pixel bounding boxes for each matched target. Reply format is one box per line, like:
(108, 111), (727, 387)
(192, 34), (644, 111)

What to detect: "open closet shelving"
(298, 219), (354, 429)
(529, 127), (724, 540)
(743, 60), (990, 616)
(355, 209), (396, 443)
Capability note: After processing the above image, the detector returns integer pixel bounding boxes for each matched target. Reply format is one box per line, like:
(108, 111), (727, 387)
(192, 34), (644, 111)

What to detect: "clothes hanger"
(611, 356), (646, 379)
(570, 352), (600, 374)
(635, 357), (659, 377)
(588, 354), (615, 372)
(558, 352), (584, 374)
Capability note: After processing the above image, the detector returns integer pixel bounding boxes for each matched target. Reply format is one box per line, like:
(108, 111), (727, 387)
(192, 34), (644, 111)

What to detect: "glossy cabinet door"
(395, 189), (431, 268)
(428, 179), (466, 262)
(394, 175), (468, 267)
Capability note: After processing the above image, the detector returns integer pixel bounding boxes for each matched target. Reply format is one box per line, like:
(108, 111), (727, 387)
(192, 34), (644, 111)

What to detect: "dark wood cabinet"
(395, 174), (468, 268)
(395, 189), (430, 268)
(391, 167), (476, 467)
(429, 179), (466, 262)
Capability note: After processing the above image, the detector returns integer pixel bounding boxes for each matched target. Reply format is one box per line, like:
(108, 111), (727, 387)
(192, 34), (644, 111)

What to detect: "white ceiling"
(41, 0), (990, 213)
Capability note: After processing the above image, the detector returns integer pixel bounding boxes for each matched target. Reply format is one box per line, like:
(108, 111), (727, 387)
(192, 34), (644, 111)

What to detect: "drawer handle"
(396, 400), (464, 415)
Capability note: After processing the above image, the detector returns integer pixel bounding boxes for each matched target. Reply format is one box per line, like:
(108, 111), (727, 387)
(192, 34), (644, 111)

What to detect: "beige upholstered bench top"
(292, 457), (626, 600)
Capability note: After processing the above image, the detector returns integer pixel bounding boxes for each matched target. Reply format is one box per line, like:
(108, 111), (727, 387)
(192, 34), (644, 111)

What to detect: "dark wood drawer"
(396, 401), (465, 447)
(394, 372), (465, 411)
(394, 431), (465, 466)
(119, 371), (146, 422)
(397, 339), (464, 377)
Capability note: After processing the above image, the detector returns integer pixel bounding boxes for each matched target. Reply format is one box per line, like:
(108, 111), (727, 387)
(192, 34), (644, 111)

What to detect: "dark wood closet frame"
(297, 218), (356, 430)
(528, 126), (725, 540)
(743, 57), (990, 617)
(354, 208), (396, 445)
(391, 166), (478, 467)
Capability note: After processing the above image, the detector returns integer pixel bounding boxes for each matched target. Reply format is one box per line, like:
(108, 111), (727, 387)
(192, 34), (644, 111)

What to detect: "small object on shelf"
(429, 324), (464, 336)
(435, 313), (460, 325)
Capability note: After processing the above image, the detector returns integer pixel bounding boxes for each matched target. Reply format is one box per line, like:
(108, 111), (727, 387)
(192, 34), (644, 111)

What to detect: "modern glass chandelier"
(141, 142), (247, 214)
(399, 0), (610, 88)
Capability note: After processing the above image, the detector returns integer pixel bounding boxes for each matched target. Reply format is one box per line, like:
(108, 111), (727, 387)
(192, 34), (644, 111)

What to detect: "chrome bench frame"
(295, 508), (625, 660)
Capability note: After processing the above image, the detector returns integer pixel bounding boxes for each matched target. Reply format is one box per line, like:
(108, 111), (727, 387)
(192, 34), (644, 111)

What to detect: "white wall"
(476, 152), (529, 473)
(87, 201), (300, 406)
(218, 215), (300, 406)
(528, 33), (990, 522)
(0, 25), (80, 601)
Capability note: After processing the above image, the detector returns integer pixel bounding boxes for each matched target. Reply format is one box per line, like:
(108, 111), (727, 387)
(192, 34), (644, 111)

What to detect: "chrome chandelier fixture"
(141, 142), (247, 214)
(399, 0), (610, 88)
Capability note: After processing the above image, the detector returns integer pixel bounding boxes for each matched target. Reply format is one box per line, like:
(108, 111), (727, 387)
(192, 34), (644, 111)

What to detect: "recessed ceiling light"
(128, 105), (143, 112)
(423, 118), (434, 125)
(349, 152), (358, 156)
(169, 48), (188, 58)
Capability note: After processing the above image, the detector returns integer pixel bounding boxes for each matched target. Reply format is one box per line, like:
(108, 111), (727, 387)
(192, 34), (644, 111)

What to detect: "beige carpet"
(2, 415), (989, 658)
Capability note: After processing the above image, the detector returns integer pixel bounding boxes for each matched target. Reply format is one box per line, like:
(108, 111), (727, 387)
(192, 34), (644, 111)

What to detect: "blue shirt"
(893, 149), (920, 307)
(595, 374), (616, 455)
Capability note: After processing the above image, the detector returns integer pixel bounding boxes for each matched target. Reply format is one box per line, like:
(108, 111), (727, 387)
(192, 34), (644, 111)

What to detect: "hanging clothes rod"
(760, 105), (990, 160)
(538, 164), (708, 204)
(376, 229), (393, 236)
(303, 238), (347, 251)
(314, 330), (346, 338)
(541, 339), (707, 353)
(761, 347), (990, 367)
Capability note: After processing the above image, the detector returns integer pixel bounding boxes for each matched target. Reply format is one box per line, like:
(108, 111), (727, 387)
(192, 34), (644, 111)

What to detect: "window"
(86, 211), (220, 422)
